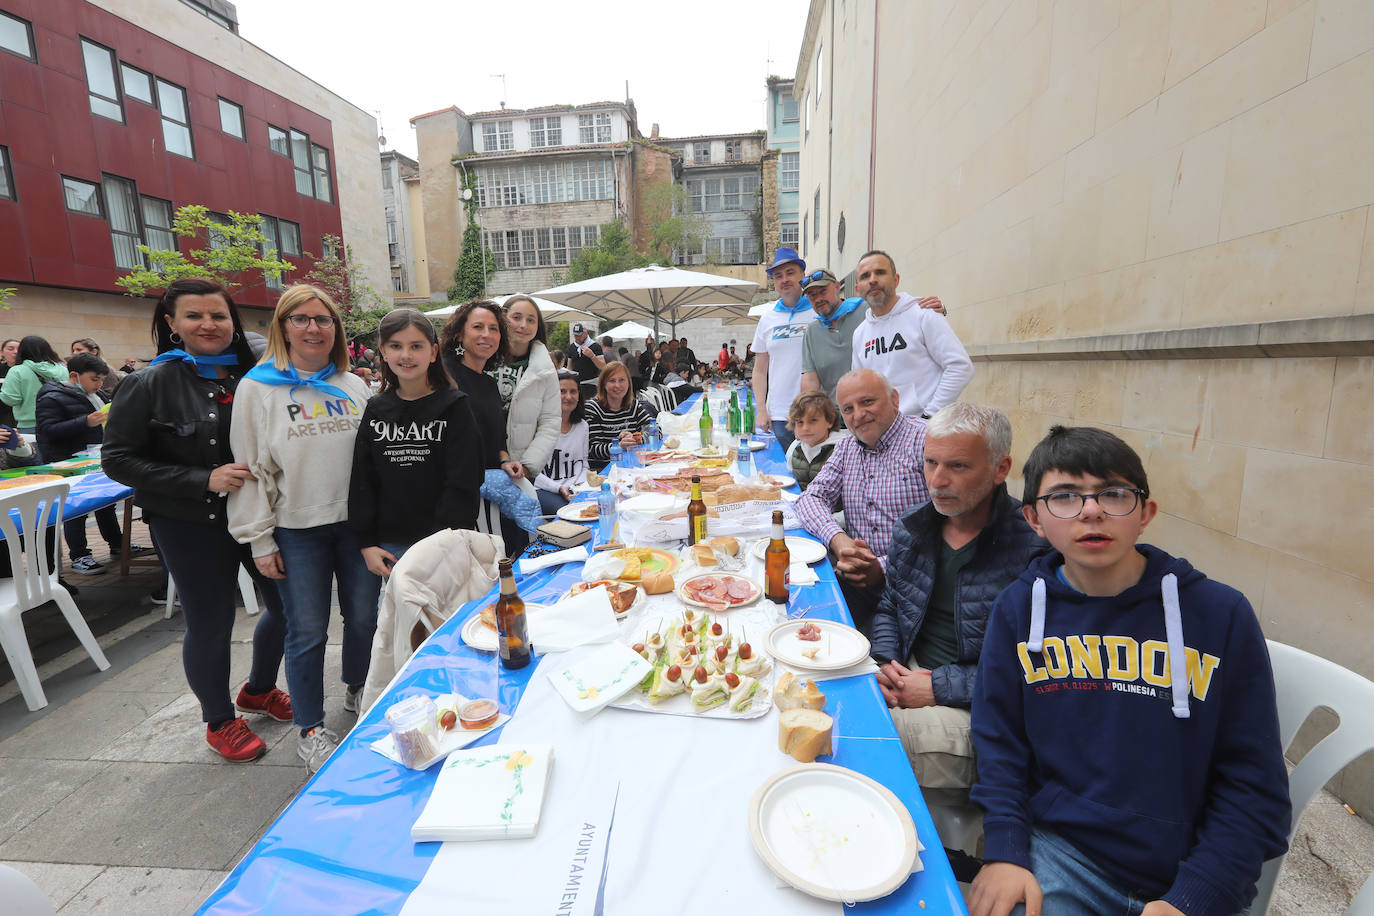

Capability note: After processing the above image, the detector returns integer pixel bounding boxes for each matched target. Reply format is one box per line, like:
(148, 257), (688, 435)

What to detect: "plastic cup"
(386, 695), (439, 768)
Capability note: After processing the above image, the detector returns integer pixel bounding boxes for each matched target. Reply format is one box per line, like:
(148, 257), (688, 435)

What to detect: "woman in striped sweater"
(584, 361), (654, 464)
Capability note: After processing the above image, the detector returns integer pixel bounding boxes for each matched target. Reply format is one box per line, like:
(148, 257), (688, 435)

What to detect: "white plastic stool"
(165, 567), (260, 619)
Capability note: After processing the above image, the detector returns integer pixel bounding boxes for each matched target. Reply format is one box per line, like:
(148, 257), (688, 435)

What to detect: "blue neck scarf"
(774, 295), (812, 319)
(150, 348), (240, 380)
(816, 296), (862, 329)
(244, 361), (354, 403)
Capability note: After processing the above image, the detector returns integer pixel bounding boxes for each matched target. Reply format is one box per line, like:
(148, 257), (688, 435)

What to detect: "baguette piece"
(641, 570), (675, 595)
(690, 544), (717, 567)
(774, 671), (827, 711)
(705, 536), (739, 557)
(778, 708), (834, 762)
(714, 484), (781, 505)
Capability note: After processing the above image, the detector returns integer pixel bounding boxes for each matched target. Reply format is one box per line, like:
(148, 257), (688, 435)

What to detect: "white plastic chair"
(0, 480), (111, 711)
(164, 567), (260, 619)
(0, 863), (56, 915)
(1255, 640), (1374, 914)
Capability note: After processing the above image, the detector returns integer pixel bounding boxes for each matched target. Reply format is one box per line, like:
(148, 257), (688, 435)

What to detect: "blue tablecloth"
(197, 388), (968, 915)
(1, 472), (132, 540)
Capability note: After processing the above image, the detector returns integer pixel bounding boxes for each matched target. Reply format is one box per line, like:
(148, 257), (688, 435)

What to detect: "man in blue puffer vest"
(871, 402), (1047, 808)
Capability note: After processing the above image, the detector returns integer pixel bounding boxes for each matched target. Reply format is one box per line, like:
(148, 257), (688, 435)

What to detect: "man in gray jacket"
(870, 403), (1046, 806)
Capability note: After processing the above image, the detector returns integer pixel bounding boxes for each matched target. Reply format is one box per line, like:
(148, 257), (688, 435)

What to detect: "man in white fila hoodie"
(850, 250), (973, 420)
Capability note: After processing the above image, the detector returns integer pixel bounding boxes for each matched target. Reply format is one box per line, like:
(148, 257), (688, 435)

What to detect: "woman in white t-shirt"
(533, 370), (590, 515)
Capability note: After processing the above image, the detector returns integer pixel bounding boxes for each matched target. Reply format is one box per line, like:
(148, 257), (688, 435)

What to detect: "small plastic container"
(459, 698), (500, 730)
(386, 695), (439, 769)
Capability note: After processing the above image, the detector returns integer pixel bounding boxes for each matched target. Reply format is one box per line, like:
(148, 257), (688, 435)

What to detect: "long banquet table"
(197, 393), (968, 915)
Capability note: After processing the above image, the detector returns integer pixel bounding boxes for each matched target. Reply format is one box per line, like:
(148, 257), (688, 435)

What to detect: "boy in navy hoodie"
(969, 426), (1290, 916)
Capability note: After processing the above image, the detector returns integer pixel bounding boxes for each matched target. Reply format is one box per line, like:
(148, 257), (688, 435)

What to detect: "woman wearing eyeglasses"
(228, 284), (376, 774)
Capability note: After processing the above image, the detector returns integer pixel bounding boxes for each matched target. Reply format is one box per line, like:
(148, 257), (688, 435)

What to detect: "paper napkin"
(546, 642), (652, 715)
(411, 743), (554, 842)
(517, 544), (592, 575)
(528, 585), (620, 654)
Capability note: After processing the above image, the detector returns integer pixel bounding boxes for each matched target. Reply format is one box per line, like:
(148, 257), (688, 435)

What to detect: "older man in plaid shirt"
(795, 368), (930, 634)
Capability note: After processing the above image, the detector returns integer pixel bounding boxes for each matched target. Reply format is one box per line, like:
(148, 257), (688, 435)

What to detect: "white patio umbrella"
(724, 301), (770, 326)
(423, 294), (598, 323)
(602, 320), (669, 343)
(536, 265), (758, 337)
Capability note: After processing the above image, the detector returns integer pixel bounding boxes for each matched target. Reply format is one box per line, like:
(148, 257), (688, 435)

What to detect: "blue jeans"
(274, 523), (381, 730)
(536, 487), (568, 516)
(771, 419), (795, 452)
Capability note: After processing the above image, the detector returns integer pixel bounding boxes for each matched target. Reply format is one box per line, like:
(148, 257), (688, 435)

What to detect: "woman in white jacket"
(491, 295), (560, 497)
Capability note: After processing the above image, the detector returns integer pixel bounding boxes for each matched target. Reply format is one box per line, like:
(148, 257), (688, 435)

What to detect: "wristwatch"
(919, 412), (932, 420)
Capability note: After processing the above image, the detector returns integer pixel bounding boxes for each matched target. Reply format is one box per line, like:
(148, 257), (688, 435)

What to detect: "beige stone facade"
(410, 107), (468, 300)
(795, 0), (1374, 808)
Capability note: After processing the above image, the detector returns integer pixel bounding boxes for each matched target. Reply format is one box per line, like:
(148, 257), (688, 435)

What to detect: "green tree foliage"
(546, 322), (570, 355)
(116, 205), (294, 297)
(300, 235), (388, 339)
(0, 287), (16, 310)
(449, 172), (496, 301)
(641, 181), (709, 263)
(564, 221), (654, 284)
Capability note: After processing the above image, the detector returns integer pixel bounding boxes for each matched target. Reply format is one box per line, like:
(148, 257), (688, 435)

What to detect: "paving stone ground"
(1, 519), (1370, 913)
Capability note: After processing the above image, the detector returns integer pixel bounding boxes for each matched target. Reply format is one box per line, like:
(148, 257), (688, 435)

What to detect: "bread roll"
(778, 708), (834, 762)
(714, 484), (781, 505)
(706, 536), (739, 557)
(641, 570), (674, 595)
(774, 672), (827, 711)
(690, 544), (717, 567)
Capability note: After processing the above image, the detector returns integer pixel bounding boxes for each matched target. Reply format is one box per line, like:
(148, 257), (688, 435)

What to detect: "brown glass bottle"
(495, 558), (530, 669)
(764, 510), (790, 604)
(687, 475), (708, 545)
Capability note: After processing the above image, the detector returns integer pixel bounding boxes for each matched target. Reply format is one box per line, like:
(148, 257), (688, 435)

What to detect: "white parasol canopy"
(536, 265), (758, 336)
(602, 321), (670, 343)
(423, 294), (598, 323)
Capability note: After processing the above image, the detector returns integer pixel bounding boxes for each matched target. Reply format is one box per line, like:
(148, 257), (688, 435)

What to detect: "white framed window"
(386, 219), (397, 243)
(155, 78), (193, 158)
(484, 230), (505, 269)
(567, 159), (612, 201)
(520, 229), (537, 268)
(218, 98), (244, 140)
(580, 112), (611, 144)
(780, 222), (799, 246)
(725, 139), (741, 161)
(529, 116), (562, 148)
(552, 227), (567, 265)
(381, 166), (392, 190)
(528, 162), (563, 204)
(595, 112), (611, 142)
(81, 38), (122, 122)
(693, 141), (710, 163)
(536, 228), (552, 266)
(1, 11), (35, 61)
(813, 188), (821, 239)
(802, 215), (808, 256)
(482, 120), (514, 152)
(722, 177), (741, 210)
(782, 94), (799, 122)
(780, 152), (799, 191)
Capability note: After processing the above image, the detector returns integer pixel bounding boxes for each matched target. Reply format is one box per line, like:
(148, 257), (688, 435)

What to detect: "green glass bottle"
(699, 397), (712, 448)
(742, 391), (756, 436)
(727, 392), (741, 435)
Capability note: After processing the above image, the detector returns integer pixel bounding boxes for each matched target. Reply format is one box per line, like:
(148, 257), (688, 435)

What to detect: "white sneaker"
(297, 726), (339, 773)
(343, 685), (363, 715)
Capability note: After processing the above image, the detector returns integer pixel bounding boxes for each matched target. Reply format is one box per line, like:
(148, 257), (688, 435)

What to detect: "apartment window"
(595, 113), (611, 142)
(62, 176), (103, 216)
(207, 212), (231, 250)
(567, 224), (598, 262)
(551, 227), (567, 265)
(389, 242), (399, 262)
(722, 177), (741, 210)
(528, 162), (562, 204)
(802, 215), (808, 256)
(517, 229), (535, 268)
(81, 39), (123, 122)
(157, 78), (193, 158)
(567, 159), (612, 202)
(780, 222), (799, 247)
(289, 130), (312, 195)
(268, 125), (290, 157)
(322, 237), (341, 260)
(780, 152), (800, 191)
(536, 228), (553, 266)
(693, 141), (710, 164)
(578, 112), (611, 144)
(804, 94), (811, 135)
(482, 120), (513, 152)
(259, 215), (285, 289)
(529, 116), (562, 148)
(391, 272), (404, 292)
(218, 98), (244, 140)
(781, 94), (799, 122)
(483, 230), (506, 269)
(0, 11), (35, 61)
(311, 144), (332, 202)
(0, 146), (14, 201)
(120, 64), (153, 104)
(725, 140), (741, 161)
(102, 175), (141, 269)
(258, 215), (300, 261)
(139, 196), (176, 263)
(813, 188), (821, 239)
(280, 220), (301, 257)
(386, 219), (397, 244)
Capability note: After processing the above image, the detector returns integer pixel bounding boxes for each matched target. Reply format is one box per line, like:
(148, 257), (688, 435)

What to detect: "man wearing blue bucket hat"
(750, 247), (817, 450)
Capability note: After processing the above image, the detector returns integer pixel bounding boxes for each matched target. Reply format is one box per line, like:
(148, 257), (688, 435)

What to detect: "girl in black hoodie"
(348, 309), (484, 577)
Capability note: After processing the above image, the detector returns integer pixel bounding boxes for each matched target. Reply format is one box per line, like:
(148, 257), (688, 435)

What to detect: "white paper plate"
(749, 764), (918, 903)
(766, 620), (871, 670)
(747, 439), (767, 451)
(460, 603), (549, 652)
(676, 573), (762, 609)
(750, 536), (826, 565)
(369, 693), (509, 769)
(692, 446), (729, 459)
(758, 472), (797, 489)
(556, 501), (600, 522)
(547, 643), (652, 714)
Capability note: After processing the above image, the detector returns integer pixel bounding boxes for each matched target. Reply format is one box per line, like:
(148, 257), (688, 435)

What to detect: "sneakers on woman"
(206, 717), (267, 762)
(297, 726), (339, 773)
(71, 555), (104, 575)
(235, 686), (293, 722)
(342, 684), (364, 714)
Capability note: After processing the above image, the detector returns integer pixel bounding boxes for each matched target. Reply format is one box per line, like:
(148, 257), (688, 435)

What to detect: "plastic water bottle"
(597, 481), (617, 543)
(738, 435), (753, 478)
(647, 420), (661, 450)
(609, 441), (623, 469)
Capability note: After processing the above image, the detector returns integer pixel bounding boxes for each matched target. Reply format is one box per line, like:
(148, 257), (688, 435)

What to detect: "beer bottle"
(687, 475), (708, 545)
(699, 398), (712, 448)
(764, 510), (790, 604)
(494, 558), (530, 670)
(727, 392), (741, 435)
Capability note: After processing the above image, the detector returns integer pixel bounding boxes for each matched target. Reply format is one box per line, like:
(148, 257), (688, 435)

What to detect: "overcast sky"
(230, 0), (811, 158)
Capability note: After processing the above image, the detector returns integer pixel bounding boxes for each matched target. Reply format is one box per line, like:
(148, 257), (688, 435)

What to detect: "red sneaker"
(236, 686), (293, 722)
(206, 717), (267, 762)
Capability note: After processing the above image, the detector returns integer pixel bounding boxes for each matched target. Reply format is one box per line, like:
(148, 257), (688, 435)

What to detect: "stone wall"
(629, 144), (677, 256)
(798, 0), (1374, 813)
(761, 150), (780, 260)
(412, 110), (466, 298)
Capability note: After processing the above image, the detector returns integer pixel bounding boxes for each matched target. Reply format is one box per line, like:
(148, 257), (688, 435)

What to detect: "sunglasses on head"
(801, 270), (834, 288)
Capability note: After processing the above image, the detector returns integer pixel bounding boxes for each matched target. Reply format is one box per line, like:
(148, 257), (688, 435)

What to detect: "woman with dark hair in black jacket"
(103, 278), (291, 763)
